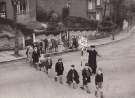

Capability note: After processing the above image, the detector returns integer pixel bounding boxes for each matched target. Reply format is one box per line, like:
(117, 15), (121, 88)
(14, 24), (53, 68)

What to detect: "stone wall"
(0, 37), (15, 51)
(0, 36), (24, 51)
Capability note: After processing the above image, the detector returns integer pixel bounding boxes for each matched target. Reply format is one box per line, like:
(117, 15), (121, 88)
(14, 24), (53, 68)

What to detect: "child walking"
(55, 58), (64, 84)
(39, 54), (46, 71)
(95, 68), (104, 98)
(81, 63), (92, 93)
(45, 56), (52, 74)
(66, 65), (80, 89)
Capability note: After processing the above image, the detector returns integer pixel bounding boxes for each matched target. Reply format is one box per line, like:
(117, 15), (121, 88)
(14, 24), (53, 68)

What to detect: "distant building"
(0, 0), (36, 24)
(38, 0), (112, 21)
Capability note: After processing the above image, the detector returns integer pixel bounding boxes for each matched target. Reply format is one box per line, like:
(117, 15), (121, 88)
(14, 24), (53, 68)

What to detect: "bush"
(62, 7), (70, 20)
(98, 17), (117, 32)
(37, 7), (61, 23)
(63, 16), (98, 30)
(36, 7), (48, 22)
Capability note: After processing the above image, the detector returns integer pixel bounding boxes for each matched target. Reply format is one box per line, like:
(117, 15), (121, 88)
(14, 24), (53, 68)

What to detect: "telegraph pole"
(11, 0), (19, 56)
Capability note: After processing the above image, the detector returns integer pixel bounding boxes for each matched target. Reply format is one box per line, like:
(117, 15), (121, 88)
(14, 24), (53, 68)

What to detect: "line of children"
(28, 51), (104, 97)
(54, 58), (104, 96)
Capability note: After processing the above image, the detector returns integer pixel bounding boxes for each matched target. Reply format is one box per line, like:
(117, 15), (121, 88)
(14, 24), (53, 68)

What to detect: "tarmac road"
(0, 31), (135, 98)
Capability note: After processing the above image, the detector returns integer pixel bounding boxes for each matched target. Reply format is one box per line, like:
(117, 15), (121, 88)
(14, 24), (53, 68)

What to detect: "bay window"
(96, 0), (101, 6)
(0, 2), (6, 18)
(16, 0), (27, 14)
(88, 0), (93, 10)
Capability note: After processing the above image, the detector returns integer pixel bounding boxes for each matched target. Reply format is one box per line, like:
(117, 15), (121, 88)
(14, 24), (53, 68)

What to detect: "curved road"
(0, 31), (135, 98)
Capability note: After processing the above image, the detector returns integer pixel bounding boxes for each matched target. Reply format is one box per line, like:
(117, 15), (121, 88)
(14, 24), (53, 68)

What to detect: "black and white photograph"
(0, 0), (135, 98)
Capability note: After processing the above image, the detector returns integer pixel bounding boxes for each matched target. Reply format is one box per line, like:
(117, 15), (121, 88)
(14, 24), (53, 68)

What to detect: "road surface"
(0, 32), (135, 98)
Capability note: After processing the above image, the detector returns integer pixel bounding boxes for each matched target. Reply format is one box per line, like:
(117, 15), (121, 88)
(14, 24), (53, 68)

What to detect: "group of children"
(38, 55), (103, 97)
(66, 63), (104, 98)
(26, 46), (104, 98)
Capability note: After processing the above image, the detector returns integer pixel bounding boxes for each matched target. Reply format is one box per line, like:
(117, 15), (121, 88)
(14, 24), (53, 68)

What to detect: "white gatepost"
(22, 36), (25, 49)
(33, 33), (36, 43)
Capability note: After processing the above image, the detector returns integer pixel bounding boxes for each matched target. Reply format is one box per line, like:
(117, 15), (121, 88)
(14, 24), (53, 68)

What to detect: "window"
(96, 0), (101, 6)
(16, 0), (27, 14)
(0, 2), (6, 18)
(88, 0), (93, 10)
(88, 13), (96, 20)
(66, 0), (71, 8)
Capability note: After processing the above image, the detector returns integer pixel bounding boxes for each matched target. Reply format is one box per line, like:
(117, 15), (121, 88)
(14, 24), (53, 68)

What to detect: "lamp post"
(11, 0), (19, 56)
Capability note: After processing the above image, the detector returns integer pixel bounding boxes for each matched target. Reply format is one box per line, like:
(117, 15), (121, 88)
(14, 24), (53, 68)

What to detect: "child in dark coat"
(32, 47), (40, 69)
(81, 63), (92, 93)
(66, 65), (80, 89)
(45, 56), (52, 74)
(95, 68), (104, 98)
(55, 58), (64, 84)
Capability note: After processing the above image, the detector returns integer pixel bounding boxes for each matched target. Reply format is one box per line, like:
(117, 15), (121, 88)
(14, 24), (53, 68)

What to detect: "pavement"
(0, 26), (134, 63)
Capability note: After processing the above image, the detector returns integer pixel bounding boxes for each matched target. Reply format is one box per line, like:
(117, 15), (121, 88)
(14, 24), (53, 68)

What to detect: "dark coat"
(44, 39), (48, 49)
(95, 73), (103, 85)
(45, 59), (52, 69)
(55, 62), (64, 76)
(66, 69), (80, 84)
(32, 51), (40, 63)
(87, 50), (98, 67)
(82, 68), (92, 85)
(72, 38), (78, 48)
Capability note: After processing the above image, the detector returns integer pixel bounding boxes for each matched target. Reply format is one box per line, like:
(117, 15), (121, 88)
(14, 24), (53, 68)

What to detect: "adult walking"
(87, 45), (100, 74)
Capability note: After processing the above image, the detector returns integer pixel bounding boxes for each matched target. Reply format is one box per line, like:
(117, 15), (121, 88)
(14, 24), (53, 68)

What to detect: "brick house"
(0, 0), (36, 23)
(38, 0), (112, 21)
(0, 0), (37, 50)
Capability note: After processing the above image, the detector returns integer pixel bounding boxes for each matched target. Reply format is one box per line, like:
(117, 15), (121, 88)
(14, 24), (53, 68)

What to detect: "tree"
(11, 0), (19, 56)
(110, 0), (124, 27)
(103, 0), (107, 20)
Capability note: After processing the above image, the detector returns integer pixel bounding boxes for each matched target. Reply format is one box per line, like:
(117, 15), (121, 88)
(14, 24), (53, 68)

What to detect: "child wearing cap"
(55, 58), (64, 84)
(81, 63), (92, 93)
(95, 68), (104, 98)
(66, 65), (80, 89)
